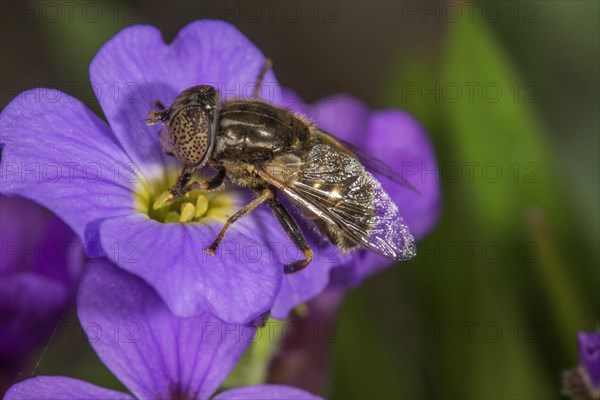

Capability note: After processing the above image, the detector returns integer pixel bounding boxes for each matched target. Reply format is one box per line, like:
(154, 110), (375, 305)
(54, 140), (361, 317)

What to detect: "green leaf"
(441, 16), (564, 237)
(221, 318), (285, 389)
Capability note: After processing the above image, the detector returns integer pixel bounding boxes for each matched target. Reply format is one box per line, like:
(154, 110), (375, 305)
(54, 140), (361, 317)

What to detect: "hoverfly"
(147, 59), (416, 273)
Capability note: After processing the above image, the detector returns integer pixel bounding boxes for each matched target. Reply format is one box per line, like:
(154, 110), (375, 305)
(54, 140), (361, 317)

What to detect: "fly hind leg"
(205, 186), (314, 274)
(206, 187), (274, 255)
(268, 197), (314, 273)
(252, 58), (273, 98)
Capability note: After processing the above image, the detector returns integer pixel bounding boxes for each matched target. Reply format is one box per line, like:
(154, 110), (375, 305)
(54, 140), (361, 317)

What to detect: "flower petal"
(0, 273), (68, 365)
(97, 213), (283, 323)
(1, 195), (84, 381)
(268, 97), (442, 313)
(0, 89), (136, 251)
(352, 109), (442, 281)
(0, 195), (84, 284)
(270, 235), (352, 319)
(4, 376), (133, 400)
(310, 97), (441, 241)
(272, 94), (439, 315)
(306, 97), (441, 283)
(214, 385), (322, 400)
(89, 20), (282, 172)
(78, 259), (256, 399)
(0, 196), (51, 274)
(308, 95), (371, 147)
(365, 109), (441, 240)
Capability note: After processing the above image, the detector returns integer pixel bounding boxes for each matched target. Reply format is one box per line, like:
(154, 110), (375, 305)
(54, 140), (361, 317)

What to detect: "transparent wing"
(258, 144), (416, 260)
(312, 128), (420, 193)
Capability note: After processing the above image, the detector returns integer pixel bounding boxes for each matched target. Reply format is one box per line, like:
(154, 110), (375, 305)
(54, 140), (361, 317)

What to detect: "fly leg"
(252, 58), (273, 98)
(268, 197), (314, 273)
(206, 187), (274, 255)
(153, 168), (226, 209)
(147, 100), (168, 124)
(152, 100), (166, 110)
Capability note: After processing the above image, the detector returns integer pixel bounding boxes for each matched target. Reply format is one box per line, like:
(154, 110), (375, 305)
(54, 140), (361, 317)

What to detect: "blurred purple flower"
(0, 195), (83, 389)
(563, 331), (600, 399)
(577, 332), (600, 396)
(577, 332), (600, 391)
(4, 259), (321, 400)
(0, 20), (440, 323)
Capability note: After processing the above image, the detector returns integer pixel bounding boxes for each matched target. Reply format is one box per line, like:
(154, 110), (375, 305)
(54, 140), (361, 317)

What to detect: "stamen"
(179, 203), (196, 222)
(165, 211), (180, 223)
(195, 195), (209, 218)
(153, 191), (174, 210)
(134, 168), (240, 225)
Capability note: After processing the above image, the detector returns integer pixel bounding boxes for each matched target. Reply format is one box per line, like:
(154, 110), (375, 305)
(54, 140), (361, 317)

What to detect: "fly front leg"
(152, 100), (166, 110)
(252, 57), (273, 98)
(153, 167), (226, 209)
(147, 100), (168, 125)
(206, 187), (274, 256)
(268, 197), (314, 273)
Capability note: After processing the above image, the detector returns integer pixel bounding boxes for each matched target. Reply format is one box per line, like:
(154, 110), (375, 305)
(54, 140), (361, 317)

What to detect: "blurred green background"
(1, 0), (598, 398)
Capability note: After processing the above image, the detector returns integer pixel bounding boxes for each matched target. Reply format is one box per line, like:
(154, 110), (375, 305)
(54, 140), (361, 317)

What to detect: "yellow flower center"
(133, 168), (239, 224)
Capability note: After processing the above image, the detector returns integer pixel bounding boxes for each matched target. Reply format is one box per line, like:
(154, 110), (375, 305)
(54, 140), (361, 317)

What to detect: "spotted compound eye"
(168, 106), (213, 167)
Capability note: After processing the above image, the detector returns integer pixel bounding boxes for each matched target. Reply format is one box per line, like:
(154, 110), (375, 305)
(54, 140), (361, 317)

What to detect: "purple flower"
(578, 332), (600, 391)
(269, 96), (440, 317)
(0, 21), (292, 324)
(563, 331), (600, 399)
(0, 20), (440, 323)
(0, 195), (83, 388)
(4, 259), (321, 400)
